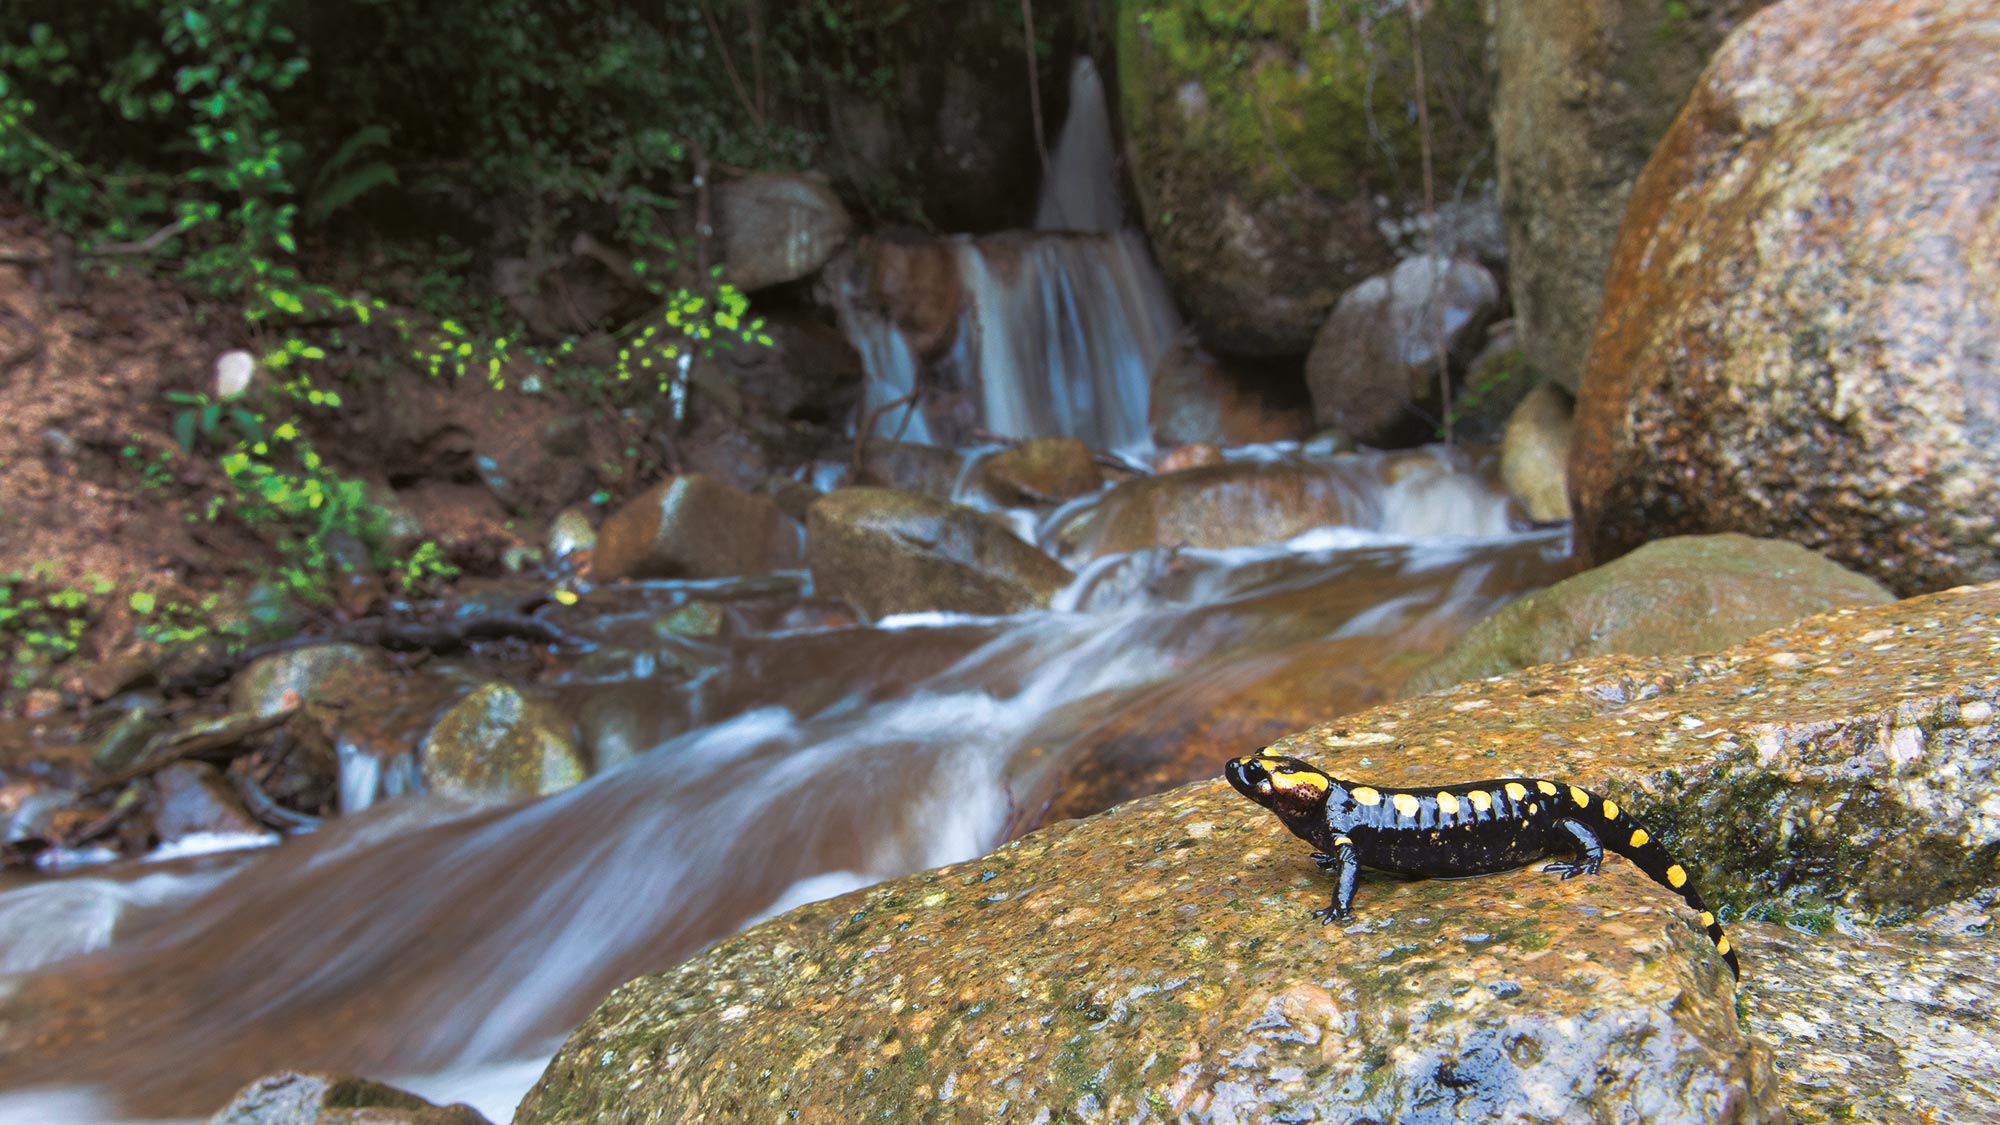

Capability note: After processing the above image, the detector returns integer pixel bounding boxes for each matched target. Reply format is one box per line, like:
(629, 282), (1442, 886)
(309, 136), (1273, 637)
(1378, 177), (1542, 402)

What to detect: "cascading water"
(0, 450), (1567, 1122)
(832, 57), (1178, 459)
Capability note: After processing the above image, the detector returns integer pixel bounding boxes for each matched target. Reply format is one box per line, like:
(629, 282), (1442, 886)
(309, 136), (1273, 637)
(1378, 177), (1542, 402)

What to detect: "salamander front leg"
(1543, 819), (1604, 880)
(1311, 837), (1360, 924)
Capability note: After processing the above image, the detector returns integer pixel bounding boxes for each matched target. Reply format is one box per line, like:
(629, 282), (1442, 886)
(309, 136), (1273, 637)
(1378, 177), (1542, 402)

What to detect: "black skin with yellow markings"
(1224, 752), (1740, 979)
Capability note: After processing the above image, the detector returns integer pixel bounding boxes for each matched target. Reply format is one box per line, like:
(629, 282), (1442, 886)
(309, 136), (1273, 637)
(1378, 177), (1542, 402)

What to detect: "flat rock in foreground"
(519, 779), (1770, 1123)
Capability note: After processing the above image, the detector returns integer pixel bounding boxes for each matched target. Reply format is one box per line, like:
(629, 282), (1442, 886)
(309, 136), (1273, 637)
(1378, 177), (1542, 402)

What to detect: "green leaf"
(129, 590), (155, 615)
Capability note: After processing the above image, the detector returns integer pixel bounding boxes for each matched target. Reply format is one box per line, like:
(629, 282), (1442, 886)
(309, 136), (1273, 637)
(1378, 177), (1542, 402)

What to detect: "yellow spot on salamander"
(1392, 793), (1420, 818)
(1536, 780), (1559, 796)
(1666, 864), (1688, 888)
(1469, 790), (1492, 812)
(1272, 769), (1327, 792)
(1333, 836), (1352, 847)
(1698, 911), (1715, 927)
(1505, 782), (1528, 801)
(1602, 800), (1620, 820)
(1569, 786), (1589, 808)
(1437, 792), (1460, 816)
(1629, 828), (1649, 848)
(1715, 936), (1732, 955)
(1350, 786), (1381, 806)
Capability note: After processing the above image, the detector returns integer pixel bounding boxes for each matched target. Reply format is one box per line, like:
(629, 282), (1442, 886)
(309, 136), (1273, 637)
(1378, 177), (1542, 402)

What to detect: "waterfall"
(836, 57), (1177, 460)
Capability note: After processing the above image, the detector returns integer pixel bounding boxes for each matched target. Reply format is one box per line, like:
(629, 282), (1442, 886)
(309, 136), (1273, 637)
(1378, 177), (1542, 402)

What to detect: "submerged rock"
(206, 1070), (490, 1125)
(1409, 533), (1893, 693)
(518, 785), (1771, 1123)
(1571, 0), (2000, 595)
(153, 762), (269, 845)
(804, 488), (1072, 618)
(420, 684), (585, 800)
(1046, 460), (1362, 560)
(1304, 255), (1502, 444)
(1492, 0), (1777, 393)
(593, 475), (798, 583)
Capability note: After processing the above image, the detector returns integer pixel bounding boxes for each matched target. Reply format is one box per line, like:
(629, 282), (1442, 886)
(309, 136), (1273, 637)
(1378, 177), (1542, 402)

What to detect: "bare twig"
(850, 388), (922, 471)
(1021, 0), (1050, 185)
(700, 0), (765, 127)
(1406, 0), (1452, 446)
(0, 218), (185, 268)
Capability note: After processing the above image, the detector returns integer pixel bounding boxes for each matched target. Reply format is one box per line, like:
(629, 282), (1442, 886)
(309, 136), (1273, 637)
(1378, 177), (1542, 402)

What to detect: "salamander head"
(1226, 753), (1333, 825)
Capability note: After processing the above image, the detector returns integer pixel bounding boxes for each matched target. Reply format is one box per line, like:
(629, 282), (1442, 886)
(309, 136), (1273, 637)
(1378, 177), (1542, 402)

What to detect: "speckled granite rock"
(1736, 901), (2000, 1124)
(206, 1071), (489, 1125)
(519, 781), (1770, 1124)
(1407, 534), (1894, 694)
(1571, 0), (2000, 595)
(1294, 582), (2000, 913)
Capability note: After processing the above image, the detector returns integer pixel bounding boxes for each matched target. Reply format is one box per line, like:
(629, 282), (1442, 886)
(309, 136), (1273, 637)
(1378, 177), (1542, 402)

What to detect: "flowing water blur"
(0, 461), (1570, 1120)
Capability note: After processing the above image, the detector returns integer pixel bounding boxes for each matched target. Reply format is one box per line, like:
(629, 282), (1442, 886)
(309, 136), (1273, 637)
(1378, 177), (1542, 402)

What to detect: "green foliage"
(165, 390), (264, 453)
(0, 567), (110, 689)
(304, 124), (397, 226)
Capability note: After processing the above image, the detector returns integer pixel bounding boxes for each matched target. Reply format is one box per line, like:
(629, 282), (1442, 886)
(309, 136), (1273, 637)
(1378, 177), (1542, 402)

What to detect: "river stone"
(852, 441), (965, 501)
(1116, 0), (1493, 356)
(1570, 0), (2000, 596)
(1500, 381), (1575, 523)
(1304, 256), (1502, 445)
(153, 762), (269, 844)
(206, 1070), (490, 1125)
(715, 173), (852, 292)
(804, 488), (1072, 618)
(593, 475), (798, 583)
(229, 644), (384, 720)
(420, 684), (585, 801)
(1491, 0), (1777, 394)
(974, 437), (1102, 506)
(518, 784), (1771, 1124)
(1734, 910), (2000, 1124)
(1046, 460), (1363, 561)
(836, 235), (964, 363)
(1147, 340), (1312, 448)
(546, 507), (595, 563)
(1410, 534), (1894, 695)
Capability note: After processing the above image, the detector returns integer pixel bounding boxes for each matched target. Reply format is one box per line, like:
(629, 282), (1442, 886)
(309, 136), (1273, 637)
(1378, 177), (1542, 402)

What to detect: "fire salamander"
(1225, 752), (1739, 979)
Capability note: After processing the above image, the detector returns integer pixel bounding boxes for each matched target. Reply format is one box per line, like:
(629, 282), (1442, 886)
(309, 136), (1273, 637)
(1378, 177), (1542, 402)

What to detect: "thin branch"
(850, 388), (922, 472)
(0, 218), (186, 267)
(1021, 0), (1050, 185)
(700, 0), (766, 127)
(1406, 0), (1452, 447)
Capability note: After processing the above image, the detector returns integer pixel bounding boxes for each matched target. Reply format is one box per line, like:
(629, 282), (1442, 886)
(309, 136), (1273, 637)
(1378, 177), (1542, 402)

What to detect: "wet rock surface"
(974, 437), (1102, 506)
(206, 1071), (491, 1125)
(1408, 533), (1894, 694)
(1570, 0), (2000, 595)
(1146, 341), (1312, 448)
(419, 683), (585, 800)
(805, 487), (1073, 618)
(1736, 906), (2000, 1124)
(592, 474), (799, 583)
(230, 644), (385, 719)
(518, 780), (1771, 1124)
(1047, 460), (1361, 561)
(1491, 0), (1777, 393)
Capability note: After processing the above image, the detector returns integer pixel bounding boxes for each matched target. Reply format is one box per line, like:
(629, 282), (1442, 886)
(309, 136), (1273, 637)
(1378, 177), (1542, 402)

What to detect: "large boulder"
(1570, 0), (2000, 596)
(805, 488), (1073, 618)
(1407, 533), (1894, 694)
(714, 174), (851, 292)
(1117, 0), (1493, 356)
(1491, 0), (1777, 393)
(1304, 255), (1502, 443)
(593, 475), (799, 583)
